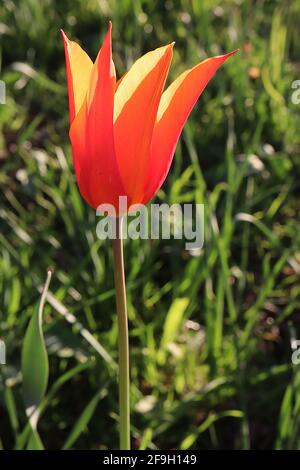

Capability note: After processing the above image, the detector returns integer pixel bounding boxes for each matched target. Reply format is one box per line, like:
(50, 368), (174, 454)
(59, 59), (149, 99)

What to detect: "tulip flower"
(61, 22), (237, 450)
(62, 22), (236, 212)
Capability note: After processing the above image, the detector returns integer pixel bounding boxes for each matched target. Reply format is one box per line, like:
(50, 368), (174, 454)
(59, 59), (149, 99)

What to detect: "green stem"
(113, 216), (130, 450)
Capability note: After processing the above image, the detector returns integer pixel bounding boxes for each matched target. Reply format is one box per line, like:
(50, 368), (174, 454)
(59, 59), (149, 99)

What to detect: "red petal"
(113, 43), (174, 204)
(143, 50), (238, 203)
(61, 30), (93, 124)
(70, 22), (126, 209)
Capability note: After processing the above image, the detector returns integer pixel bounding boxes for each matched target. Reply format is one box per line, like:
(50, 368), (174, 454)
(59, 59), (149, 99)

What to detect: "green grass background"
(0, 0), (300, 450)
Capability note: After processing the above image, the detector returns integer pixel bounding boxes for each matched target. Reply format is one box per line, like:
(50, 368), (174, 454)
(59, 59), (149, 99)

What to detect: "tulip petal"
(115, 72), (127, 91)
(61, 30), (93, 123)
(70, 22), (126, 209)
(143, 50), (238, 203)
(114, 43), (174, 204)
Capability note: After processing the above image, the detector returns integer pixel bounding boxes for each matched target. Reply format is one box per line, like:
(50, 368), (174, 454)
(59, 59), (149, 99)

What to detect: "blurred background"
(0, 0), (300, 450)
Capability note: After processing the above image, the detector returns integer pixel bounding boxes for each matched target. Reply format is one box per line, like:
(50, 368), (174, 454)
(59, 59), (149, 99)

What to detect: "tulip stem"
(113, 216), (130, 450)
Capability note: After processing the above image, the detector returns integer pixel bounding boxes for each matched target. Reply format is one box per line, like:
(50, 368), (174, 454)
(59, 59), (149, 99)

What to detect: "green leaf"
(4, 387), (19, 436)
(21, 270), (52, 450)
(27, 430), (44, 450)
(15, 360), (96, 450)
(139, 428), (153, 450)
(161, 297), (189, 348)
(62, 388), (107, 450)
(158, 297), (189, 365)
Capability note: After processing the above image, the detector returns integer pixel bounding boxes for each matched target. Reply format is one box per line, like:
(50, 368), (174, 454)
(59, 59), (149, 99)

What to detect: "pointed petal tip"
(224, 48), (239, 58)
(104, 20), (113, 43)
(166, 41), (175, 51)
(106, 20), (112, 37)
(164, 41), (175, 56)
(60, 29), (68, 42)
(158, 42), (175, 54)
(167, 42), (175, 53)
(209, 48), (239, 64)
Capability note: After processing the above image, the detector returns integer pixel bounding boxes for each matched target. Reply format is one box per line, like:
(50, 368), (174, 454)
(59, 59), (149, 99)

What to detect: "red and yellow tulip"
(62, 22), (236, 211)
